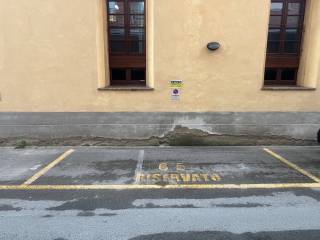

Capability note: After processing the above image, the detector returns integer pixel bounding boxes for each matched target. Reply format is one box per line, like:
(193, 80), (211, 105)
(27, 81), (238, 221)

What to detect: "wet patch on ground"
(130, 230), (320, 240)
(0, 204), (22, 211)
(77, 211), (95, 217)
(98, 212), (117, 217)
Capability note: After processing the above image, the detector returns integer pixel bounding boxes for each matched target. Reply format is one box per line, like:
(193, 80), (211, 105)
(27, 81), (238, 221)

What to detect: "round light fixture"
(207, 42), (221, 51)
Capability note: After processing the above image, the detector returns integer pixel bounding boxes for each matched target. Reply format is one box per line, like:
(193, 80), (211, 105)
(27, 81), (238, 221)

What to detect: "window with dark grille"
(107, 0), (146, 86)
(264, 0), (306, 86)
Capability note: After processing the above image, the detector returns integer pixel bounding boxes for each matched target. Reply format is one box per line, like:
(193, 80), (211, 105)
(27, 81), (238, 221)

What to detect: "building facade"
(0, 0), (319, 140)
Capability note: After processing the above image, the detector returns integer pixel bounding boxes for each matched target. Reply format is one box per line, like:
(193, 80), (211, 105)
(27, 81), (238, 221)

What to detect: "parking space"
(268, 146), (320, 179)
(0, 146), (319, 189)
(0, 147), (69, 185)
(33, 148), (140, 185)
(139, 147), (313, 185)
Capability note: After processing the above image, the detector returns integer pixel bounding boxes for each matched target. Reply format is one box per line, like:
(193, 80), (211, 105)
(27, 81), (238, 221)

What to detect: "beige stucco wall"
(0, 0), (319, 112)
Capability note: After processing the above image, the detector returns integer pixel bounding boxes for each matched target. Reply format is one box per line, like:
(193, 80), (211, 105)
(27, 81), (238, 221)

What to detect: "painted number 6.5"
(159, 163), (185, 171)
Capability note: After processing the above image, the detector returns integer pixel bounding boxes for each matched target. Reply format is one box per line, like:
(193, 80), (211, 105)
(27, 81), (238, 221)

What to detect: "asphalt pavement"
(0, 146), (319, 240)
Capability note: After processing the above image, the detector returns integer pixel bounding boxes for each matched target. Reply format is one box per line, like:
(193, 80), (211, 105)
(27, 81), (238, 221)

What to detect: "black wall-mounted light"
(207, 42), (221, 51)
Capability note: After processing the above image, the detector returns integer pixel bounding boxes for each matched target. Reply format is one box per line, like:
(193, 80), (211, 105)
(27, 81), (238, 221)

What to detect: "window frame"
(106, 0), (147, 86)
(264, 0), (306, 86)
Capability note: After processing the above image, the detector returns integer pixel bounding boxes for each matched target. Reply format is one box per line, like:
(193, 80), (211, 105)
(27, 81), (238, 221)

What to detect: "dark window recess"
(131, 69), (145, 80)
(265, 68), (278, 81)
(264, 0), (306, 86)
(281, 68), (297, 80)
(107, 0), (146, 86)
(111, 69), (126, 80)
(265, 68), (297, 81)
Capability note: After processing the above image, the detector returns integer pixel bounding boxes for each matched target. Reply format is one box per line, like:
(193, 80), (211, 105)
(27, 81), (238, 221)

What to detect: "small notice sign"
(170, 80), (183, 101)
(171, 88), (181, 101)
(170, 80), (183, 88)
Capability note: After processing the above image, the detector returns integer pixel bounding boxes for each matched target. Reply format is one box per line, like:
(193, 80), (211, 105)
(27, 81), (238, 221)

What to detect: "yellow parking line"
(22, 149), (75, 185)
(0, 183), (320, 190)
(263, 148), (320, 183)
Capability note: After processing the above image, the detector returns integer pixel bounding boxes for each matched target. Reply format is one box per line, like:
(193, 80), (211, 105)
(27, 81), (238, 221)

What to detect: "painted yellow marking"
(159, 163), (168, 171)
(22, 149), (75, 185)
(211, 174), (221, 181)
(176, 163), (185, 171)
(0, 183), (319, 190)
(137, 173), (222, 183)
(158, 163), (186, 172)
(180, 173), (191, 182)
(264, 148), (320, 183)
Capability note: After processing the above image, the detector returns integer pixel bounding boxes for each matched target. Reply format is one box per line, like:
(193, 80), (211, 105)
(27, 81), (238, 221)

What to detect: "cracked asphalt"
(0, 146), (319, 240)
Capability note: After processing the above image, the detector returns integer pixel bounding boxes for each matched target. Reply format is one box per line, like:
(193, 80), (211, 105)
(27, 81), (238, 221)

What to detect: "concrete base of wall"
(0, 112), (319, 141)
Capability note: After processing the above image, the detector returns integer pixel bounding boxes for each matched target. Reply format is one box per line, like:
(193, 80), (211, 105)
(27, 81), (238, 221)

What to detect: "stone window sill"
(262, 86), (316, 91)
(98, 86), (154, 92)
